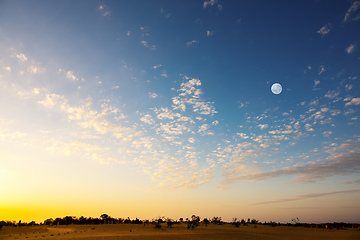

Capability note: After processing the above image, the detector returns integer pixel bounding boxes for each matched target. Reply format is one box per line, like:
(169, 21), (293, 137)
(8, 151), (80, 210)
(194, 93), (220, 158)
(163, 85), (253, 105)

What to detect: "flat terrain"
(1, 223), (359, 240)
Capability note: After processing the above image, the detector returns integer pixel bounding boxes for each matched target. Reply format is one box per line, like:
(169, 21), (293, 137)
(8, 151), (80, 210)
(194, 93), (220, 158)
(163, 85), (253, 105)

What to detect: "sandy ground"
(1, 223), (359, 240)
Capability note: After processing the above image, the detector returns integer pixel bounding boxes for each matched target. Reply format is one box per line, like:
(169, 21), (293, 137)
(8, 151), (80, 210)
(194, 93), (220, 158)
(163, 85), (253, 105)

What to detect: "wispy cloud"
(345, 84), (353, 91)
(172, 78), (217, 115)
(99, 5), (110, 17)
(153, 64), (162, 69)
(346, 43), (357, 54)
(343, 179), (360, 184)
(149, 92), (158, 99)
(186, 40), (199, 47)
(140, 114), (155, 125)
(160, 8), (171, 18)
(344, 0), (360, 22)
(219, 148), (360, 186)
(206, 30), (214, 37)
(140, 27), (156, 50)
(253, 189), (360, 205)
(257, 124), (268, 130)
(203, 0), (217, 8)
(59, 69), (79, 81)
(324, 90), (339, 99)
(316, 23), (331, 36)
(313, 80), (320, 90)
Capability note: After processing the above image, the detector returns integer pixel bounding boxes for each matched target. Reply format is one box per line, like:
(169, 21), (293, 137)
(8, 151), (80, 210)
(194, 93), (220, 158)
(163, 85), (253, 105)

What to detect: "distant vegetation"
(1, 215), (359, 231)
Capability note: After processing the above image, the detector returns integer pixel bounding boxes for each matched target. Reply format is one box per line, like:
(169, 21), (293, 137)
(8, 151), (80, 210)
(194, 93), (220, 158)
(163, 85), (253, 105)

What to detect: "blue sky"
(0, 0), (360, 223)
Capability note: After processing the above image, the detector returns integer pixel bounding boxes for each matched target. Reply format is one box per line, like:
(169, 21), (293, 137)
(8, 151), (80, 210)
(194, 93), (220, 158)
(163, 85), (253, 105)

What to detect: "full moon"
(271, 83), (282, 95)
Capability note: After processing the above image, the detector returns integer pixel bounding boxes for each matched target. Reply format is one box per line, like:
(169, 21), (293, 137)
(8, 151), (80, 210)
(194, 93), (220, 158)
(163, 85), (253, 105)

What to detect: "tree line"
(1, 215), (359, 230)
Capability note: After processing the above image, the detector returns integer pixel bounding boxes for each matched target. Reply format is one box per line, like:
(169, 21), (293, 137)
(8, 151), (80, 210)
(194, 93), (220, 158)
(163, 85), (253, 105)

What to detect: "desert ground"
(1, 223), (359, 240)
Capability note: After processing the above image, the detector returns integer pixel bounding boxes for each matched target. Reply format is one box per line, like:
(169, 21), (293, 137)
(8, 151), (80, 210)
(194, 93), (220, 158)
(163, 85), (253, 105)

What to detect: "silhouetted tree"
(166, 218), (174, 228)
(203, 218), (209, 226)
(291, 218), (300, 226)
(44, 218), (54, 225)
(232, 218), (240, 227)
(211, 216), (222, 224)
(124, 217), (131, 224)
(131, 218), (143, 224)
(153, 217), (164, 229)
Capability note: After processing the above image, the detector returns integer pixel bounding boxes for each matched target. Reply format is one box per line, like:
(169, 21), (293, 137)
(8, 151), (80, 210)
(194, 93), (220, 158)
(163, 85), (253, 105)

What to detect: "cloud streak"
(317, 23), (331, 36)
(219, 146), (360, 186)
(253, 189), (360, 205)
(344, 0), (360, 22)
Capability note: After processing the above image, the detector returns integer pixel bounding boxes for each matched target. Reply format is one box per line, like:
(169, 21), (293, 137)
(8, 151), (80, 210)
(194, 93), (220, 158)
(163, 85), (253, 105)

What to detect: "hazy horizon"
(1, 0), (359, 224)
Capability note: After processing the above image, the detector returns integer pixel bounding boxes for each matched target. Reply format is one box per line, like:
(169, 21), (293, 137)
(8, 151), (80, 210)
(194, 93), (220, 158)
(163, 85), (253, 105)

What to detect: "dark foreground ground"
(1, 223), (359, 240)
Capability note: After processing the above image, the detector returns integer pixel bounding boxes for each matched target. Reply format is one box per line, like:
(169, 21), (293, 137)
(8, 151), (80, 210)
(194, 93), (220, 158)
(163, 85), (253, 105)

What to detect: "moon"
(271, 83), (282, 95)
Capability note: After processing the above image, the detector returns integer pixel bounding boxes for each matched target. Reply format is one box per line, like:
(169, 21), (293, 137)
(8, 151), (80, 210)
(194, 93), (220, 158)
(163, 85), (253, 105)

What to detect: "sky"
(0, 0), (360, 224)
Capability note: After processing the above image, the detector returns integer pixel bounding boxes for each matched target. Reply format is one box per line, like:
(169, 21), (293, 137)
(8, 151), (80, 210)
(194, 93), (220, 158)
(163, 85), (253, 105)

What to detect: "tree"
(211, 216), (222, 224)
(233, 218), (240, 227)
(44, 218), (54, 225)
(166, 218), (174, 228)
(203, 218), (209, 226)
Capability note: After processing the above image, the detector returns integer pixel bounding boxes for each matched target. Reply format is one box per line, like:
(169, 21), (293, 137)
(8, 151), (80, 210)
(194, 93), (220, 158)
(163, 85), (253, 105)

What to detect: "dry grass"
(1, 223), (359, 240)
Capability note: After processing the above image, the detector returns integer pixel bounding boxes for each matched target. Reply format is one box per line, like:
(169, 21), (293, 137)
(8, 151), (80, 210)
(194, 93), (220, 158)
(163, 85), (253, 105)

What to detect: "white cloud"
(141, 40), (149, 47)
(4, 66), (11, 71)
(16, 53), (28, 62)
(316, 23), (331, 36)
(304, 123), (314, 132)
(159, 122), (190, 135)
(318, 65), (325, 75)
(345, 97), (360, 106)
(27, 65), (45, 74)
(313, 80), (320, 88)
(323, 131), (333, 137)
(212, 120), (219, 125)
(344, 0), (360, 22)
(203, 0), (217, 8)
(160, 8), (171, 18)
(257, 124), (268, 130)
(346, 43), (357, 54)
(198, 124), (210, 134)
(153, 64), (162, 69)
(140, 114), (155, 125)
(99, 5), (110, 17)
(58, 69), (79, 81)
(186, 40), (199, 47)
(237, 133), (249, 139)
(172, 78), (217, 116)
(66, 70), (78, 81)
(154, 107), (180, 120)
(206, 30), (214, 37)
(149, 92), (158, 99)
(345, 84), (353, 91)
(324, 90), (339, 99)
(161, 71), (168, 78)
